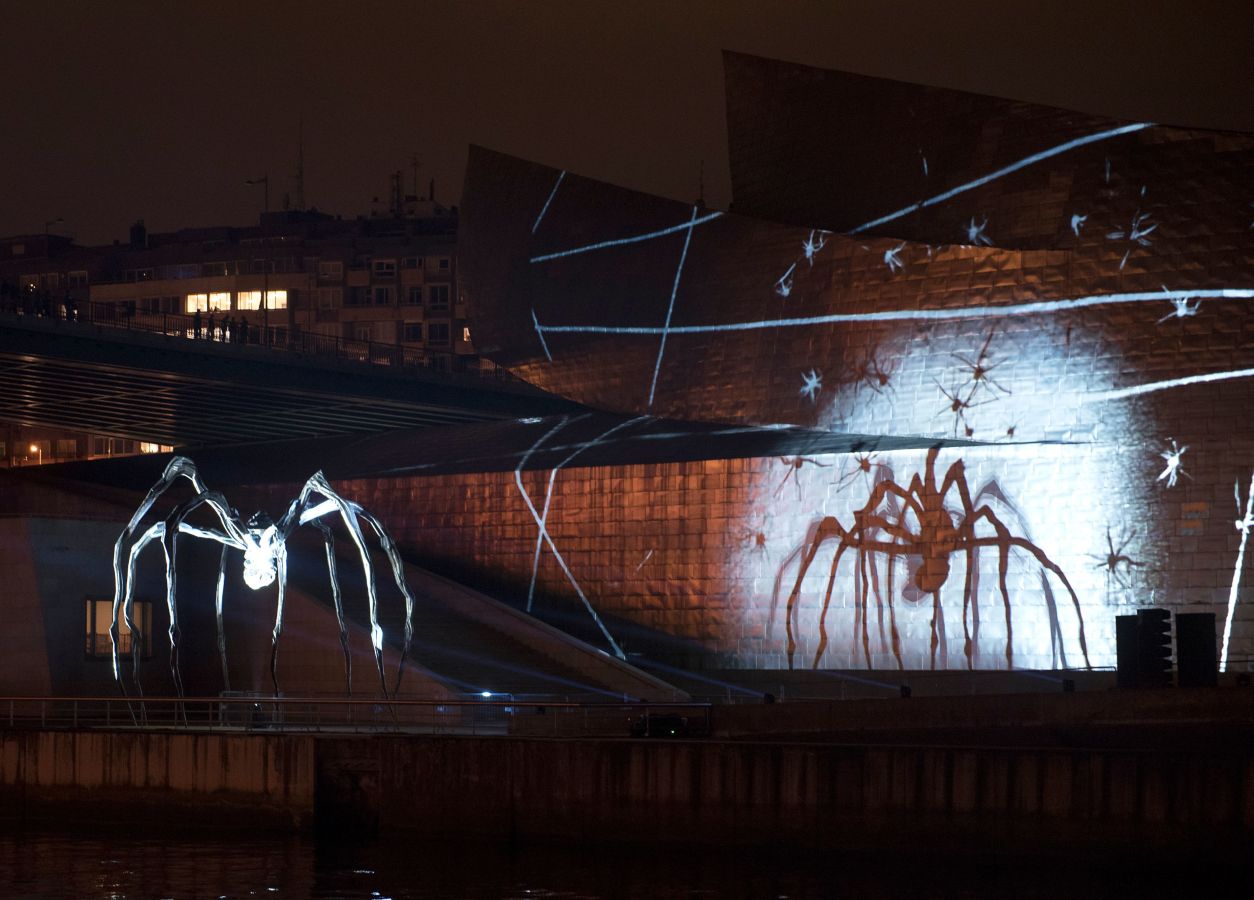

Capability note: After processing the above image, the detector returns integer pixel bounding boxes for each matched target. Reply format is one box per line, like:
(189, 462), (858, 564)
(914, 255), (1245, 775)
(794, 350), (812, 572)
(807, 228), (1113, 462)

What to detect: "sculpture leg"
(215, 544), (231, 692)
(122, 523), (164, 698)
(358, 511), (416, 696)
(270, 548), (288, 697)
(160, 524), (185, 698)
(313, 522), (353, 695)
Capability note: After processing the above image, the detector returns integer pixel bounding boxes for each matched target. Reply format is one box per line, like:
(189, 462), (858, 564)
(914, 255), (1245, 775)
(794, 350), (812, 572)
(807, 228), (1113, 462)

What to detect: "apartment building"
(0, 205), (484, 465)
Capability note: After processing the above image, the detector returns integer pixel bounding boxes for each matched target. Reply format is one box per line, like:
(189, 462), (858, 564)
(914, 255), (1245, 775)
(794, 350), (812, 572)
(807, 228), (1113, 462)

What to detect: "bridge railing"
(0, 695), (714, 739)
(0, 299), (521, 384)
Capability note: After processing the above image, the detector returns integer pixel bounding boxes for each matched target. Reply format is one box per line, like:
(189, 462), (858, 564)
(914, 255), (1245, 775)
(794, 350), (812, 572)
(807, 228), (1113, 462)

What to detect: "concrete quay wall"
(1, 726), (1248, 854)
(0, 730), (316, 829)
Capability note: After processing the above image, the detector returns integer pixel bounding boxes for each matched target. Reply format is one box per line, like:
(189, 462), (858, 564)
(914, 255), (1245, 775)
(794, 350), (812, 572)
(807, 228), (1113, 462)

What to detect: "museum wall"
(443, 98), (1254, 672)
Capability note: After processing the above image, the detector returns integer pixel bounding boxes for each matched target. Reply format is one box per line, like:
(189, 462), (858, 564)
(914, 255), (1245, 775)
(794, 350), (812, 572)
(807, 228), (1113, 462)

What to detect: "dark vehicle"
(629, 713), (690, 738)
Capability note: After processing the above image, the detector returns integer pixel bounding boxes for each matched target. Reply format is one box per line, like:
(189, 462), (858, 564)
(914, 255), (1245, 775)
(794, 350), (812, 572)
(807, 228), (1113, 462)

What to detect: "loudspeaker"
(1175, 612), (1218, 688)
(1116, 615), (1140, 689)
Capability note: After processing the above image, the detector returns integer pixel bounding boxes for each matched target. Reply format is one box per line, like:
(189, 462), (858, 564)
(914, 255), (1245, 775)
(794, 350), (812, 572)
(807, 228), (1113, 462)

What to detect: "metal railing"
(0, 695), (714, 739)
(0, 299), (521, 384)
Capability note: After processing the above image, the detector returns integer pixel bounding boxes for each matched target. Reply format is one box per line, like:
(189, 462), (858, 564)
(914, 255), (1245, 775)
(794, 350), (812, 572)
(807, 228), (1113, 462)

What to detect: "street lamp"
(29, 443), (41, 466)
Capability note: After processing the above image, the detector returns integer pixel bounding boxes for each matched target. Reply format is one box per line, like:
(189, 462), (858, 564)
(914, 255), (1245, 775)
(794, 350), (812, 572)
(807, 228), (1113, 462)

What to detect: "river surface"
(0, 825), (1233, 898)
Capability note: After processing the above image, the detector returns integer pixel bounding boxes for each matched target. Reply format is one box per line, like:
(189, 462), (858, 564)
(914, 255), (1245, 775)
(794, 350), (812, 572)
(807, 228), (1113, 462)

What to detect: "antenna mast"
(294, 119), (306, 211)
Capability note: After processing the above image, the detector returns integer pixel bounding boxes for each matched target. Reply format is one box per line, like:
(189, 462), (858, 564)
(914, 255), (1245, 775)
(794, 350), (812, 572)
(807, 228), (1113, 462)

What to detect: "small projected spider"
(110, 456), (416, 699)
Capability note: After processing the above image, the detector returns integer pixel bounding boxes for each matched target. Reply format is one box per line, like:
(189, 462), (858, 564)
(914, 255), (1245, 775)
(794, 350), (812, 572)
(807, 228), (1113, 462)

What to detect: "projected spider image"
(110, 456), (416, 699)
(779, 448), (1090, 671)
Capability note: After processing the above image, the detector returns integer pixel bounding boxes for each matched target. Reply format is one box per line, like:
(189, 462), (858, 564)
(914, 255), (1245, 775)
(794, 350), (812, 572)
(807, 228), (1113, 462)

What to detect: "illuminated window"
(138, 442), (171, 454)
(237, 290), (261, 310)
(85, 598), (152, 659)
(462, 326), (471, 343)
(209, 292), (231, 311)
(428, 284), (450, 309)
(185, 293), (208, 312)
(266, 290), (287, 309)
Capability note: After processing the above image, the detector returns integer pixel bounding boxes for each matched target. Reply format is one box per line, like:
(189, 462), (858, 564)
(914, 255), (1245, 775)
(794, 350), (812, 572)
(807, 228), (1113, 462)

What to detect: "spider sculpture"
(110, 456), (416, 698)
(780, 448), (1090, 671)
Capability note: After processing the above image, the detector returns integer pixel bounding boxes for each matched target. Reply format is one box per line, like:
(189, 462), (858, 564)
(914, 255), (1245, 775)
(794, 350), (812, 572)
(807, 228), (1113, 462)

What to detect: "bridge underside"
(0, 317), (577, 446)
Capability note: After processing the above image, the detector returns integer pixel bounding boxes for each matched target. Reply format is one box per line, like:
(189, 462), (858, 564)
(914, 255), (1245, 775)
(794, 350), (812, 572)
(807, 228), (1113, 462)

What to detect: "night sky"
(3, 0), (1251, 245)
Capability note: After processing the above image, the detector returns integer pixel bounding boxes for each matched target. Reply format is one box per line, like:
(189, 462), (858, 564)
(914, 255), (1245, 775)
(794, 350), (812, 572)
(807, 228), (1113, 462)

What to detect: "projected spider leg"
(781, 449), (1090, 671)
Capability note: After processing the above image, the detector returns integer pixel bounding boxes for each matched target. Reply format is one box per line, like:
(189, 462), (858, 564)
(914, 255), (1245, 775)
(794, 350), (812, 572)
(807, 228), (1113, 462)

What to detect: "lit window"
(139, 442), (171, 454)
(209, 292), (231, 311)
(237, 290), (261, 310)
(185, 293), (208, 312)
(85, 598), (152, 659)
(462, 326), (471, 342)
(266, 290), (287, 309)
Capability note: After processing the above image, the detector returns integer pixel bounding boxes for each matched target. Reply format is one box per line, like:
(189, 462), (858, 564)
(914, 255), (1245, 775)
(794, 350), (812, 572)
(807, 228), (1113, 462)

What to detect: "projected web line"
(532, 170), (566, 234)
(1222, 473), (1254, 673)
(530, 211), (724, 263)
(848, 122), (1154, 235)
(649, 205), (700, 408)
(532, 288), (1254, 339)
(512, 416), (649, 659)
(1084, 367), (1254, 403)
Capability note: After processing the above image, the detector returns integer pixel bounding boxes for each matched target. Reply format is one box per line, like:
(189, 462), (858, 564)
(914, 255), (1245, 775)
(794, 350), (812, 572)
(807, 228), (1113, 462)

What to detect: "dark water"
(0, 825), (1233, 899)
